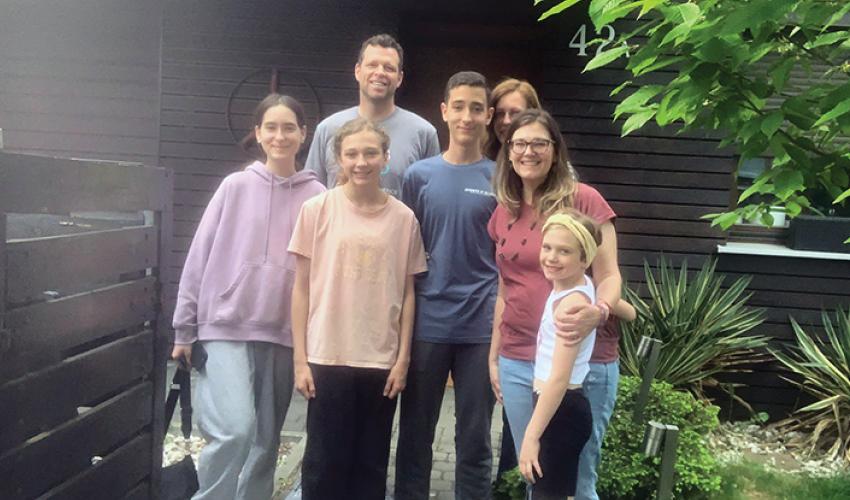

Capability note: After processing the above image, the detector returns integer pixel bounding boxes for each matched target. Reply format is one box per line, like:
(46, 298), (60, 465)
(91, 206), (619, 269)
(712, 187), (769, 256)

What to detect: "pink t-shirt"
(487, 183), (616, 361)
(288, 188), (428, 369)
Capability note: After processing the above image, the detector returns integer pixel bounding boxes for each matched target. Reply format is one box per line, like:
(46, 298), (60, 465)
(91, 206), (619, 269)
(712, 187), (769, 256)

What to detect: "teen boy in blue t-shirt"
(395, 71), (498, 500)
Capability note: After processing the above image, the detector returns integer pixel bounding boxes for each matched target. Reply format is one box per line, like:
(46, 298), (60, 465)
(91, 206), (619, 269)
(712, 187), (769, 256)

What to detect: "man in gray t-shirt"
(304, 34), (439, 197)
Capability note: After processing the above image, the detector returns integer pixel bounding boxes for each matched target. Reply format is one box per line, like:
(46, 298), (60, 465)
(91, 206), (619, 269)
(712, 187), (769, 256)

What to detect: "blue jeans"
(575, 361), (620, 500)
(498, 355), (535, 455)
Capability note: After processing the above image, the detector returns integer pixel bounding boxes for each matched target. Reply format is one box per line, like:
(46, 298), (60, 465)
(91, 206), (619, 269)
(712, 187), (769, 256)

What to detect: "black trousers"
(532, 389), (593, 500)
(301, 363), (396, 500)
(395, 341), (495, 500)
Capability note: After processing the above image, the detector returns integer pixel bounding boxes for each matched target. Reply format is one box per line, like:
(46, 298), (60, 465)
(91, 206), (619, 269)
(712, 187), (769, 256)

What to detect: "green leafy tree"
(537, 0), (850, 237)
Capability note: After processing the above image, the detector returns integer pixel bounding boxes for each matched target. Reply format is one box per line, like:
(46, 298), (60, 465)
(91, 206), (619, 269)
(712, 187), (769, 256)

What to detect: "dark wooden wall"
(156, 0), (849, 419)
(159, 0), (399, 311)
(539, 13), (850, 419)
(0, 0), (162, 164)
(1, 0), (845, 422)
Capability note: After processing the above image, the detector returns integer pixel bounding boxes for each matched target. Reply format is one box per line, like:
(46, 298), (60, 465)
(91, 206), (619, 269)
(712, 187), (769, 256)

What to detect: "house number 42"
(570, 24), (616, 57)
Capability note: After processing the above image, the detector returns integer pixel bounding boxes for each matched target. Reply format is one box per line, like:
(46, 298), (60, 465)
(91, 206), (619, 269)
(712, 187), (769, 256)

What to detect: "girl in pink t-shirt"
(289, 118), (427, 500)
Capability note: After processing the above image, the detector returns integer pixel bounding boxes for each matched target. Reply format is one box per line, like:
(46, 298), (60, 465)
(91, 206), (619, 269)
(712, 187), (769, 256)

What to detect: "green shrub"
(598, 376), (722, 499)
(771, 307), (850, 462)
(620, 258), (767, 402)
(493, 467), (526, 500)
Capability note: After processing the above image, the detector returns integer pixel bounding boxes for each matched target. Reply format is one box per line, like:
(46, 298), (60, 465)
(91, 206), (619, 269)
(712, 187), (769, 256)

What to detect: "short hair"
(484, 78), (542, 159)
(443, 71), (491, 104)
(358, 33), (404, 71)
(542, 208), (602, 263)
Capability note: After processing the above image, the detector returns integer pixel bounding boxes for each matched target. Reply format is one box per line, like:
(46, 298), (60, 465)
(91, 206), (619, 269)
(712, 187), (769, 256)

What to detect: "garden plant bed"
(709, 421), (846, 477)
(709, 421), (850, 499)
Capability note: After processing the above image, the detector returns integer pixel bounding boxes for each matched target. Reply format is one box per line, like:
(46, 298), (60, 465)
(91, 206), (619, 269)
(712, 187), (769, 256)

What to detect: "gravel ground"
(162, 434), (297, 469)
(709, 421), (847, 477)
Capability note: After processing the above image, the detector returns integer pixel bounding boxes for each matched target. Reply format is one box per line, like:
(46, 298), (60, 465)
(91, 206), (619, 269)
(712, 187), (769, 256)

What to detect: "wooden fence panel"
(1, 278), (157, 382)
(0, 214), (6, 366)
(0, 383), (152, 499)
(38, 433), (153, 500)
(6, 226), (158, 304)
(1, 151), (172, 498)
(0, 329), (154, 451)
(0, 152), (168, 214)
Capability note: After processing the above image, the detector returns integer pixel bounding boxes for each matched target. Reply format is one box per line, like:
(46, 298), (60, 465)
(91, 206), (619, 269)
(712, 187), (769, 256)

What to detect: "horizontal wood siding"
(1, 153), (172, 498)
(159, 0), (399, 309)
(0, 0), (162, 164)
(155, 0), (849, 420)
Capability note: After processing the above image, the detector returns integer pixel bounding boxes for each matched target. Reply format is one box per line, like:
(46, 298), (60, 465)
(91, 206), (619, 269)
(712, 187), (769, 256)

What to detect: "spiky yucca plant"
(772, 308), (850, 462)
(620, 258), (768, 400)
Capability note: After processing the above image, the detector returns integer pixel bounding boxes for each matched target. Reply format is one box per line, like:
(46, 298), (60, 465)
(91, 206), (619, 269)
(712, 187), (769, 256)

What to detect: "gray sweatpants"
(193, 340), (294, 500)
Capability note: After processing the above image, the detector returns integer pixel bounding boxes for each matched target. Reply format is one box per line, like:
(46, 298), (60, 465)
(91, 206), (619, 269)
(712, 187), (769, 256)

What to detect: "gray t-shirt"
(304, 106), (440, 198)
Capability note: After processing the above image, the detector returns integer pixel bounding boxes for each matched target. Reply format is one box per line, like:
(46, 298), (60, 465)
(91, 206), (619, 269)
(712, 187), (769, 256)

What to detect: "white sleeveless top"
(534, 275), (596, 386)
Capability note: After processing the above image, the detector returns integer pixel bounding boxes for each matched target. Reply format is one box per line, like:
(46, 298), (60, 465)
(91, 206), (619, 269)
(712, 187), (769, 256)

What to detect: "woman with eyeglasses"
(487, 108), (634, 499)
(481, 78), (542, 481)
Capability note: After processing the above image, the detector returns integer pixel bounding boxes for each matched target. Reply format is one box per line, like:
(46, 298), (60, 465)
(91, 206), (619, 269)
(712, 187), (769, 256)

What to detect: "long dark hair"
(250, 93), (307, 167)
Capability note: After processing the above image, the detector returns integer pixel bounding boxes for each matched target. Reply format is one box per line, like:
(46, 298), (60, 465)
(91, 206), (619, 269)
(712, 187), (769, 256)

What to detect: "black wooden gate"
(0, 152), (172, 499)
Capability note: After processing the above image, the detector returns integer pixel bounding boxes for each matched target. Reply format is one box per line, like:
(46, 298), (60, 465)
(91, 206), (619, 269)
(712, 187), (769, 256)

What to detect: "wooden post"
(149, 168), (174, 496)
(657, 425), (680, 500)
(0, 211), (8, 358)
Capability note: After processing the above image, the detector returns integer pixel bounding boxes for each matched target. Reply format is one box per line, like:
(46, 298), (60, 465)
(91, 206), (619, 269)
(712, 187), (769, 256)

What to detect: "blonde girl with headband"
(289, 117), (426, 499)
(518, 209), (600, 500)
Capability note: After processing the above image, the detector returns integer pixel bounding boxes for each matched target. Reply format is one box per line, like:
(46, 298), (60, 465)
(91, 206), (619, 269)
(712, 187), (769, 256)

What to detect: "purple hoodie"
(173, 161), (325, 346)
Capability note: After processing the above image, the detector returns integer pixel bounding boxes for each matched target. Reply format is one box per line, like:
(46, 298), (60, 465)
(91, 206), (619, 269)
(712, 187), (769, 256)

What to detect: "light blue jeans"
(575, 361), (620, 500)
(498, 355), (535, 455)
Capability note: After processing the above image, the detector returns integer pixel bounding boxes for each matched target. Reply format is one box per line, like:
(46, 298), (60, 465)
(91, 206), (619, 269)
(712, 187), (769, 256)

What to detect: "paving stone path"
(163, 363), (504, 499)
(281, 387), (504, 499)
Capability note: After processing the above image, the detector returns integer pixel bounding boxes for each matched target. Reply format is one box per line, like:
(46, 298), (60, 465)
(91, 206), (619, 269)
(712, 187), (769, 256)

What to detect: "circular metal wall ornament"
(225, 67), (324, 162)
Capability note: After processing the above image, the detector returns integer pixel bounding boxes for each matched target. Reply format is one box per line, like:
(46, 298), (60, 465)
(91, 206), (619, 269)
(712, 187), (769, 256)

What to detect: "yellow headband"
(542, 213), (598, 264)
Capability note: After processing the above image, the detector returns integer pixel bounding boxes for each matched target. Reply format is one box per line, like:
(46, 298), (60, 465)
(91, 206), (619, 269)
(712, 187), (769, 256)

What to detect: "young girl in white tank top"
(519, 209), (602, 500)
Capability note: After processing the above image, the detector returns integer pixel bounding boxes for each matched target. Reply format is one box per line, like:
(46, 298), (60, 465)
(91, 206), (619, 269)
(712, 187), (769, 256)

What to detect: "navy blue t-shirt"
(401, 154), (498, 343)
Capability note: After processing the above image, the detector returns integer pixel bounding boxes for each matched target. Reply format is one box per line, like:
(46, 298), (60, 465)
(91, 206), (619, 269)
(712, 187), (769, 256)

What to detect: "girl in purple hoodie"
(171, 94), (325, 500)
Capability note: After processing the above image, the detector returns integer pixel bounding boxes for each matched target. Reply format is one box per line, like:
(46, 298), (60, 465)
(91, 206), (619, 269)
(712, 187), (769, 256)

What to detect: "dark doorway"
(398, 11), (545, 150)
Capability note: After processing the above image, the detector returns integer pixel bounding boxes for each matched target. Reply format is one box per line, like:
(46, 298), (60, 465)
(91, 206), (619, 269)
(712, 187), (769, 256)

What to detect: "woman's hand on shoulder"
(554, 300), (600, 346)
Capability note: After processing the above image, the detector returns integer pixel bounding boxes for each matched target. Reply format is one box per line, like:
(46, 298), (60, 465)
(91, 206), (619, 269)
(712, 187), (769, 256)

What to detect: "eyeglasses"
(508, 139), (554, 155)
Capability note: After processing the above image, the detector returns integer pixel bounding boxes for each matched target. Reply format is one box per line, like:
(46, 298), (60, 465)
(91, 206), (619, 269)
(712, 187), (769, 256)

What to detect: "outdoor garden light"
(643, 420), (666, 457)
(634, 336), (663, 424)
(642, 421), (680, 500)
(636, 334), (654, 358)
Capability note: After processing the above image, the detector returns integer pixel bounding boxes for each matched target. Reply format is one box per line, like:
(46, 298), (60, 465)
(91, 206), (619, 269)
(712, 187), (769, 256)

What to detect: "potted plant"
(788, 187), (850, 253)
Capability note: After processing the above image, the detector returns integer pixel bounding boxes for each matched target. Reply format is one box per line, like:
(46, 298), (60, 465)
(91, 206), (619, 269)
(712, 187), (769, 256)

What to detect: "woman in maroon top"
(488, 108), (633, 499)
